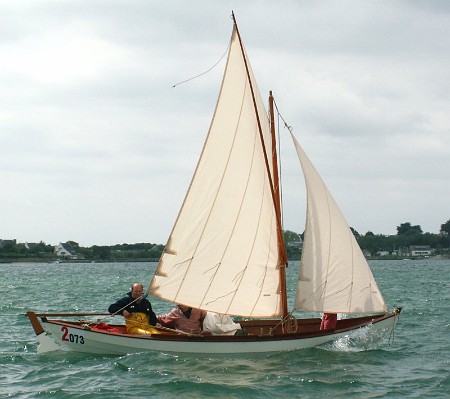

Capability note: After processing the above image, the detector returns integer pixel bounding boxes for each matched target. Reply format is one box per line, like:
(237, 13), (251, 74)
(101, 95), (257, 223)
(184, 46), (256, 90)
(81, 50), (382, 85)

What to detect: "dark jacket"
(108, 292), (158, 326)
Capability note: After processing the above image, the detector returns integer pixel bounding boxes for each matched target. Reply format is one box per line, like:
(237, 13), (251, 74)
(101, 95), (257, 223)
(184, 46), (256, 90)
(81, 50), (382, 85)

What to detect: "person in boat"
(158, 304), (208, 335)
(320, 313), (338, 330)
(202, 312), (243, 335)
(108, 283), (159, 335)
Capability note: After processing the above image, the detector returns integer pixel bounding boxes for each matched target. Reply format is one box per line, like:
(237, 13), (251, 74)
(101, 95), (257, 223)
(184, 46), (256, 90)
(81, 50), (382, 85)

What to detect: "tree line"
(353, 221), (450, 257)
(1, 220), (449, 262)
(285, 220), (450, 259)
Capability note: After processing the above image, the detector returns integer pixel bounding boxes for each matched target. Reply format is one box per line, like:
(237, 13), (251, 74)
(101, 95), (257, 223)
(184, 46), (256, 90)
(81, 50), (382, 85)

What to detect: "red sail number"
(61, 326), (69, 341)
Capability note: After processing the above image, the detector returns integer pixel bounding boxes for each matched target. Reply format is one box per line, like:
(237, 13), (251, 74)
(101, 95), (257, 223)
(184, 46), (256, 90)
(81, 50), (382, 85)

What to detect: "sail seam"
(225, 120), (272, 316)
(197, 78), (253, 311)
(322, 184), (333, 310)
(169, 31), (242, 304)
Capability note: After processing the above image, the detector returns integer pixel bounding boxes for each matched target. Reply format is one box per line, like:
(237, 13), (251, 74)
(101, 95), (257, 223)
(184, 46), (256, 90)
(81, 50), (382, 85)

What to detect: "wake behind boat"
(27, 13), (401, 355)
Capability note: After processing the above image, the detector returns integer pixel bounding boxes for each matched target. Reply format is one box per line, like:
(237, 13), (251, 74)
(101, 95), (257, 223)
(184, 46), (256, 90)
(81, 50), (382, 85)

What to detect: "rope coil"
(270, 312), (298, 334)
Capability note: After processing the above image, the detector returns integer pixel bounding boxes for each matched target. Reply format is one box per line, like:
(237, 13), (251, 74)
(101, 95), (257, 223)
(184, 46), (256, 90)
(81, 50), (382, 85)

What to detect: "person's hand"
(123, 310), (130, 317)
(156, 323), (162, 328)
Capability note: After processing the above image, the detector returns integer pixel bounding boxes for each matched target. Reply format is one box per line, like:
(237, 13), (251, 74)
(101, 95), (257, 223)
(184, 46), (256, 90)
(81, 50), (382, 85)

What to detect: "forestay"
(291, 133), (387, 314)
(150, 27), (282, 317)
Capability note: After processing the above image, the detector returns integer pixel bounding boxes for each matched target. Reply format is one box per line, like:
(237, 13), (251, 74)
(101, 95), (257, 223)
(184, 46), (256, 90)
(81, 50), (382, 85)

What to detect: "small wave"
(324, 324), (396, 352)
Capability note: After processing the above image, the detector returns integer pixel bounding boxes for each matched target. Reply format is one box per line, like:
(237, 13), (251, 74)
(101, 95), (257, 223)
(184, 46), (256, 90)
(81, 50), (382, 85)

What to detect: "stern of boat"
(26, 311), (62, 353)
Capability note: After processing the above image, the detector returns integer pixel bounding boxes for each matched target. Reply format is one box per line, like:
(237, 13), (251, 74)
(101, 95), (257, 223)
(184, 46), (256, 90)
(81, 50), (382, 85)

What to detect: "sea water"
(1, 259), (448, 398)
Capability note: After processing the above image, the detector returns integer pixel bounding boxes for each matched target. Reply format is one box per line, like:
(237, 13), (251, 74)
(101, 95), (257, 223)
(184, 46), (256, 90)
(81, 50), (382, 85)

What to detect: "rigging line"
(273, 98), (293, 133)
(172, 43), (230, 88)
(389, 310), (401, 345)
(276, 110), (284, 228)
(82, 293), (148, 328)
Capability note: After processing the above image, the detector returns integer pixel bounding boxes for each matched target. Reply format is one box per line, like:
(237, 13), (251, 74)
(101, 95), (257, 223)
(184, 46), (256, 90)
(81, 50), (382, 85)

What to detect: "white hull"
(30, 311), (401, 355)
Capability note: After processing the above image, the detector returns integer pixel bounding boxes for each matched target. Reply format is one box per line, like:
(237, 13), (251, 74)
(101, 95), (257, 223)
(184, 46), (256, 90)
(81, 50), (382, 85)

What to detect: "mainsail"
(149, 26), (283, 317)
(292, 133), (387, 314)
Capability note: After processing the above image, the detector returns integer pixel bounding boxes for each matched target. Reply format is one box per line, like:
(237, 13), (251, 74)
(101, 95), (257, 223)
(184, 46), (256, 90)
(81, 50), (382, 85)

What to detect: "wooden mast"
(232, 12), (289, 318)
(269, 92), (289, 318)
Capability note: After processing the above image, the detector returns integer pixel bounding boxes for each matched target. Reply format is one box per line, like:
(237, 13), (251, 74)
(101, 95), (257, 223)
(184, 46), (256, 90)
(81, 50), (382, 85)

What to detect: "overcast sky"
(1, 1), (449, 247)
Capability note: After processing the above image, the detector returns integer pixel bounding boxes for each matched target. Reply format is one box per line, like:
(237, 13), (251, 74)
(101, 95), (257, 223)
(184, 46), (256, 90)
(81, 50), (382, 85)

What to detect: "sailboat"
(26, 13), (401, 355)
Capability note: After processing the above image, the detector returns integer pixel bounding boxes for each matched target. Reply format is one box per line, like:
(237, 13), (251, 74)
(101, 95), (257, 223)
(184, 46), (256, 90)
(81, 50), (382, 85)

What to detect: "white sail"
(291, 133), (387, 314)
(149, 27), (282, 317)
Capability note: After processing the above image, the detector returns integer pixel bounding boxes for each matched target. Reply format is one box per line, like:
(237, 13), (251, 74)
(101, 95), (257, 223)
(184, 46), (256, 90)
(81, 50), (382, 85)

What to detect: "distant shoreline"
(0, 258), (160, 264)
(1, 255), (449, 264)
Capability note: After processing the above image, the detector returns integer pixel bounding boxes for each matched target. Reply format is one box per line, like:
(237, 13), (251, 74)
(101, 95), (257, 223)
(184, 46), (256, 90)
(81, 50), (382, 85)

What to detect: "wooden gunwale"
(30, 308), (401, 342)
